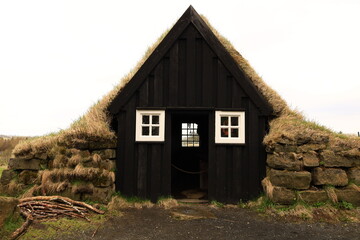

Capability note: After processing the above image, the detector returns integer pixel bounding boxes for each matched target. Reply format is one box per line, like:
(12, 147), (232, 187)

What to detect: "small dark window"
(181, 123), (199, 147)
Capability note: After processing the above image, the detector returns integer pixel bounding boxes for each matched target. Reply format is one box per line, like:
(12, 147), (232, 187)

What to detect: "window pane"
(221, 117), (228, 126)
(142, 127), (149, 136)
(231, 117), (238, 126)
(221, 128), (229, 137)
(142, 115), (150, 124)
(152, 126), (159, 136)
(152, 115), (159, 124)
(231, 128), (239, 138)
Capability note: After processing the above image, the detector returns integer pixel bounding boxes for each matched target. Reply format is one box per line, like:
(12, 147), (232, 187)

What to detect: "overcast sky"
(0, 0), (359, 136)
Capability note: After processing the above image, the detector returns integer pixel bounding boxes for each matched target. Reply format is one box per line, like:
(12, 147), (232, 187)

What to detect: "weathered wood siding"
(115, 24), (268, 203)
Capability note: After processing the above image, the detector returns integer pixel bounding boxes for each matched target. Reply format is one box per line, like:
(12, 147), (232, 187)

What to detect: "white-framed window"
(215, 111), (245, 144)
(136, 110), (165, 142)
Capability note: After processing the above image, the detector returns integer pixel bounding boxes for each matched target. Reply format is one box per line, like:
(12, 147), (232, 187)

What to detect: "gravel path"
(52, 205), (360, 240)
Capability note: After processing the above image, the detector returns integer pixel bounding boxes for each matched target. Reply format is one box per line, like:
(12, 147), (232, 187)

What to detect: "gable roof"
(14, 6), (359, 158)
(108, 6), (273, 115)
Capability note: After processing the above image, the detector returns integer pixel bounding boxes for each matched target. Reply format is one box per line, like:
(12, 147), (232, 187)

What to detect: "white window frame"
(215, 111), (245, 144)
(136, 110), (165, 142)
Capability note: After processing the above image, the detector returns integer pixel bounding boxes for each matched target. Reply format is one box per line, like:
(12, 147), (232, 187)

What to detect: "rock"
(271, 187), (296, 205)
(339, 148), (360, 160)
(269, 144), (298, 153)
(296, 144), (327, 153)
(84, 186), (114, 203)
(18, 170), (38, 185)
(267, 153), (302, 171)
(35, 152), (48, 160)
(347, 167), (360, 185)
(93, 172), (115, 187)
(0, 170), (17, 185)
(269, 169), (311, 190)
(92, 149), (116, 160)
(99, 159), (116, 171)
(8, 158), (41, 170)
(320, 150), (352, 168)
(298, 190), (328, 204)
(335, 188), (360, 206)
(312, 168), (348, 186)
(301, 151), (319, 167)
(72, 183), (94, 195)
(89, 141), (117, 150)
(0, 197), (19, 228)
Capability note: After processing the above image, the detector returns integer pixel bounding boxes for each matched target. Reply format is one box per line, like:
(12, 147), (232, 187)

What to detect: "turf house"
(1, 6), (359, 205)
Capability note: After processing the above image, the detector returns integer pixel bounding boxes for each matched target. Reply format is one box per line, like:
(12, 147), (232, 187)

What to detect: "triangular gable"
(108, 6), (273, 115)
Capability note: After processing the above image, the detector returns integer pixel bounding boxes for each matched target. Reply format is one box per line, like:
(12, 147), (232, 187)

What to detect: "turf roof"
(13, 7), (359, 157)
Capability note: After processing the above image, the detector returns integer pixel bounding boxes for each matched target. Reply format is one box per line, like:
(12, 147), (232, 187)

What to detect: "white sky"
(0, 0), (359, 136)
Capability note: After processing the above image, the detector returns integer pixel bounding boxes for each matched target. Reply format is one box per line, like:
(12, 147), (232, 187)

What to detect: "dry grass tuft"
(349, 184), (360, 192)
(325, 186), (338, 204)
(261, 177), (274, 200)
(157, 198), (179, 209)
(107, 196), (154, 210)
(277, 204), (313, 220)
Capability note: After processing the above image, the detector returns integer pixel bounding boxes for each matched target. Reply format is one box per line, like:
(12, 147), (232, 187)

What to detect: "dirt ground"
(39, 205), (360, 240)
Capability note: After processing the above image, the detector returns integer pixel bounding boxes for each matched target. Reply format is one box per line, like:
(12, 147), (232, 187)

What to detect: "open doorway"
(171, 111), (209, 201)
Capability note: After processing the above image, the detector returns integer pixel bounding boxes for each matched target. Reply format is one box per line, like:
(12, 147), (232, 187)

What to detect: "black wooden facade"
(108, 6), (273, 203)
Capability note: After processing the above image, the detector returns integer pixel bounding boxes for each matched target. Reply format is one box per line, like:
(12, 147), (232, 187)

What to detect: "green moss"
(21, 214), (106, 240)
(335, 201), (354, 210)
(0, 212), (24, 240)
(210, 200), (224, 208)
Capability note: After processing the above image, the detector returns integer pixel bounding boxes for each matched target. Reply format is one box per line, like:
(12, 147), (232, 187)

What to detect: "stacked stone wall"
(0, 141), (116, 203)
(264, 136), (360, 206)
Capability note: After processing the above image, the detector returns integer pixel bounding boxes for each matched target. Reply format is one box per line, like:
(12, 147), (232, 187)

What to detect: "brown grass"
(325, 186), (338, 204)
(0, 136), (27, 165)
(261, 177), (274, 200)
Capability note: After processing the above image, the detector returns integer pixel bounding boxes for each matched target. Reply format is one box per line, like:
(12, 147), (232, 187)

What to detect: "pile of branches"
(11, 196), (105, 240)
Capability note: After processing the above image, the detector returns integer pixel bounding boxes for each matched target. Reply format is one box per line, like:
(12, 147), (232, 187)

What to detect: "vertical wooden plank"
(153, 63), (163, 107)
(137, 144), (148, 198)
(217, 61), (228, 108)
(116, 113), (126, 194)
(168, 42), (179, 106)
(231, 80), (243, 108)
(241, 97), (250, 200)
(216, 146), (226, 202)
(226, 146), (233, 203)
(163, 56), (170, 106)
(208, 111), (216, 200)
(258, 116), (267, 196)
(161, 111), (172, 196)
(232, 146), (242, 201)
(151, 144), (162, 202)
(178, 39), (186, 106)
(226, 76), (233, 107)
(123, 98), (136, 196)
(148, 75), (154, 106)
(139, 80), (149, 107)
(185, 29), (196, 106)
(146, 145), (152, 199)
(202, 42), (214, 107)
(195, 38), (203, 106)
(248, 102), (260, 199)
(212, 57), (218, 107)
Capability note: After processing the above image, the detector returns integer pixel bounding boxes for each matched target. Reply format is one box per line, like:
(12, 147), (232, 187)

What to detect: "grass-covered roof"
(13, 10), (359, 157)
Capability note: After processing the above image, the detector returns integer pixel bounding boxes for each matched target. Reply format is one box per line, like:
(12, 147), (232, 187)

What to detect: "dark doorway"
(171, 111), (209, 200)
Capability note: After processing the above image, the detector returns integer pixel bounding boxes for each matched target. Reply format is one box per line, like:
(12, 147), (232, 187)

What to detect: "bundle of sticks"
(11, 196), (105, 240)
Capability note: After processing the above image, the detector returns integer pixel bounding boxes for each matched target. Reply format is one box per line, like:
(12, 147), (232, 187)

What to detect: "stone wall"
(0, 141), (116, 203)
(264, 136), (360, 206)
